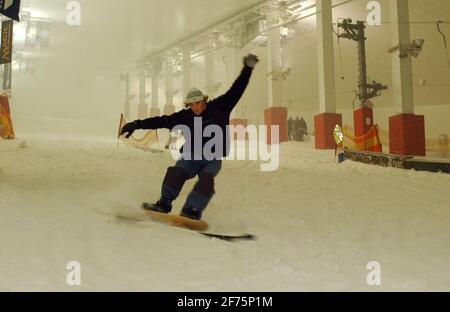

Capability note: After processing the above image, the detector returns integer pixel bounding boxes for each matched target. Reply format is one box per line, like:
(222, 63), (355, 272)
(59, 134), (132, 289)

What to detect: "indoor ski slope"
(1, 123), (449, 291)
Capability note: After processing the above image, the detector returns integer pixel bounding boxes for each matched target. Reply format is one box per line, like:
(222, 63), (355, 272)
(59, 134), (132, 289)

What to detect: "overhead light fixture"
(388, 39), (425, 58)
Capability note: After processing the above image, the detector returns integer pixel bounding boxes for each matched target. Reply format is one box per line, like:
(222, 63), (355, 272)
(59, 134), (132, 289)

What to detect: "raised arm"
(213, 54), (259, 114)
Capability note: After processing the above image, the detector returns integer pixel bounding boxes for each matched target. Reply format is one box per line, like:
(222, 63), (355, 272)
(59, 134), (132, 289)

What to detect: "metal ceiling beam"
(136, 0), (269, 67)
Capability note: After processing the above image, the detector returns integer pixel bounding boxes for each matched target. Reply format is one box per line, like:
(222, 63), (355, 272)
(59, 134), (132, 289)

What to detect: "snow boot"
(180, 206), (202, 220)
(142, 199), (172, 214)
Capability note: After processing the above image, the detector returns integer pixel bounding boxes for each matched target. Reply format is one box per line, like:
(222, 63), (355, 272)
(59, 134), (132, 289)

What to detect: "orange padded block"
(229, 118), (248, 140)
(264, 107), (288, 145)
(389, 114), (425, 156)
(314, 113), (342, 150)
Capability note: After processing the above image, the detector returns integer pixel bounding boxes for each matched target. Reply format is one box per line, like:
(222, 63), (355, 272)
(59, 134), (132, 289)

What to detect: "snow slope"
(1, 128), (449, 291)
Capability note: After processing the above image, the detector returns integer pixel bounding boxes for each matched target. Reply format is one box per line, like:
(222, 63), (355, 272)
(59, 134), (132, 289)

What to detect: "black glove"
(120, 121), (140, 138)
(244, 54), (259, 68)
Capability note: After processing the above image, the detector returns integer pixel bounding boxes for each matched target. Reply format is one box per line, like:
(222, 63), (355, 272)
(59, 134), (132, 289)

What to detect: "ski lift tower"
(337, 19), (387, 138)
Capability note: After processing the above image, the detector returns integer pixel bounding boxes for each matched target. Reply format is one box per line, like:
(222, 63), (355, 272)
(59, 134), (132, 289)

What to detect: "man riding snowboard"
(120, 54), (259, 220)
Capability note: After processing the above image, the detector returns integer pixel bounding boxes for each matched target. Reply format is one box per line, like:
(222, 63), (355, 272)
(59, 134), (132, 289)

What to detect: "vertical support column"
(149, 73), (160, 117)
(389, 0), (425, 156)
(149, 60), (162, 117)
(182, 46), (192, 105)
(164, 57), (176, 115)
(120, 74), (131, 119)
(353, 21), (375, 140)
(317, 0), (336, 115)
(137, 67), (148, 119)
(229, 44), (248, 141)
(205, 39), (216, 99)
(390, 0), (414, 114)
(265, 13), (287, 144)
(230, 18), (244, 121)
(314, 0), (341, 150)
(230, 46), (243, 120)
(267, 13), (282, 108)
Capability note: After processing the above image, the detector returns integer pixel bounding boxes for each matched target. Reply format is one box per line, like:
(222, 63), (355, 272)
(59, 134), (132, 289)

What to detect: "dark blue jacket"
(136, 65), (254, 158)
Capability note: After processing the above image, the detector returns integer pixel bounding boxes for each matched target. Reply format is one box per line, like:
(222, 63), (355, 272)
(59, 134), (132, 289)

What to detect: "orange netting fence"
(0, 94), (15, 140)
(343, 124), (383, 152)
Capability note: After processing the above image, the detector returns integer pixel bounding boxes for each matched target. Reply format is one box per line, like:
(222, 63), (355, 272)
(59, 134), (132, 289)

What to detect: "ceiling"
(19, 0), (265, 72)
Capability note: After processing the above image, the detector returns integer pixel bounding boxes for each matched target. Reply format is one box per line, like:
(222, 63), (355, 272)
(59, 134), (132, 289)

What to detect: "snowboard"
(142, 209), (255, 241)
(96, 203), (255, 242)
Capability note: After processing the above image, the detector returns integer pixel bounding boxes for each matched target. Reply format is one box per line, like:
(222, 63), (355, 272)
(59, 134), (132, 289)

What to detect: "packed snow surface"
(1, 125), (449, 291)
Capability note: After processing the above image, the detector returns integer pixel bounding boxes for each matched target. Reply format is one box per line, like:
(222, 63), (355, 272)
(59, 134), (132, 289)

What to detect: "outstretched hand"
(120, 121), (139, 138)
(244, 54), (259, 68)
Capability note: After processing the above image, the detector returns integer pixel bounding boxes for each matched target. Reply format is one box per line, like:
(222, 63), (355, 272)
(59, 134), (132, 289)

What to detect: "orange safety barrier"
(0, 94), (15, 140)
(377, 128), (448, 159)
(343, 124), (382, 153)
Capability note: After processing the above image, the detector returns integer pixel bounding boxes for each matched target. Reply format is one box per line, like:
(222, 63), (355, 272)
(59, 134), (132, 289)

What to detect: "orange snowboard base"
(143, 210), (209, 232)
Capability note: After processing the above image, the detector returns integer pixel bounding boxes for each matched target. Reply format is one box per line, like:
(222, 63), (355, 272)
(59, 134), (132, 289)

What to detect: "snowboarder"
(120, 54), (259, 220)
